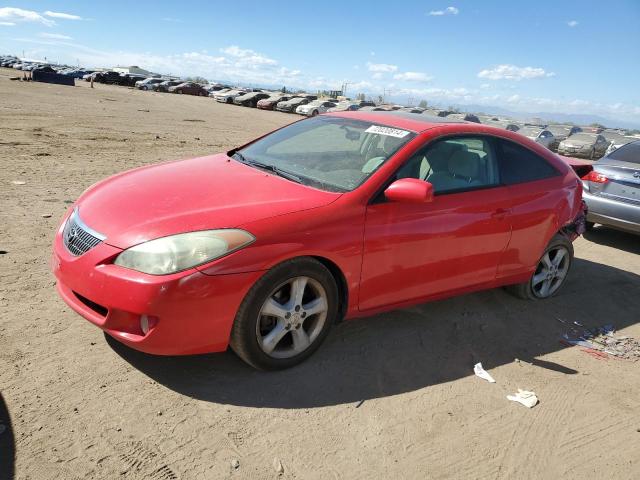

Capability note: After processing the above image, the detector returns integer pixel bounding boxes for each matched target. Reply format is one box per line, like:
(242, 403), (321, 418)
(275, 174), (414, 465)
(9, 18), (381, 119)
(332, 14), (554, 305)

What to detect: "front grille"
(63, 209), (105, 256)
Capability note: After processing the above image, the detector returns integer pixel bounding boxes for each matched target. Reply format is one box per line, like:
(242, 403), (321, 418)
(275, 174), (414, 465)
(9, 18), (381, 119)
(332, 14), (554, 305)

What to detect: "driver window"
(396, 136), (500, 194)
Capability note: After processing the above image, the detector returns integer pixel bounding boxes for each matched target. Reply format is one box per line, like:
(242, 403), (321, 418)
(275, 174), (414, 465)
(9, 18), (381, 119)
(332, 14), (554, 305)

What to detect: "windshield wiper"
(232, 152), (303, 184)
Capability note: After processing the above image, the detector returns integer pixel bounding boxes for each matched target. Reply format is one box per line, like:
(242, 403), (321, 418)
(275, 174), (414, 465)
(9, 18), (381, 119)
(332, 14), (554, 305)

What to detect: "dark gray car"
(582, 140), (640, 234)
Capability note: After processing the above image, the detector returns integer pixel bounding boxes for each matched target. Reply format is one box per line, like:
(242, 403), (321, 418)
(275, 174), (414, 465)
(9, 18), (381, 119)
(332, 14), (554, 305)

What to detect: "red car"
(52, 112), (586, 370)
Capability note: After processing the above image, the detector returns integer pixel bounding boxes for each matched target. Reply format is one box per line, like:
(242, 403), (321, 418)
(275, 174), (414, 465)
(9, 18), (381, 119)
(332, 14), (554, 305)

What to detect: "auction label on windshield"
(365, 125), (410, 138)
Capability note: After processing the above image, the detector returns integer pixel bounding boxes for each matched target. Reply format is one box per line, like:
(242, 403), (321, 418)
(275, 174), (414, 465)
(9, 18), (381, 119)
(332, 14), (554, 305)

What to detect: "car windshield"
(235, 116), (416, 192)
(607, 141), (640, 164)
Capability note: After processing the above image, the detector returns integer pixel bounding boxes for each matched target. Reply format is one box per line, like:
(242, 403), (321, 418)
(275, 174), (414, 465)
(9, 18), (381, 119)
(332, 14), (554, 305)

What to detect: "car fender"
(196, 199), (364, 315)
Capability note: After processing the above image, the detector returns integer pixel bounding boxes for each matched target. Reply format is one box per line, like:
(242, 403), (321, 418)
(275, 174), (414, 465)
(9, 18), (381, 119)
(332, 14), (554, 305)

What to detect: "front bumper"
(583, 190), (640, 233)
(51, 225), (265, 355)
(558, 147), (591, 158)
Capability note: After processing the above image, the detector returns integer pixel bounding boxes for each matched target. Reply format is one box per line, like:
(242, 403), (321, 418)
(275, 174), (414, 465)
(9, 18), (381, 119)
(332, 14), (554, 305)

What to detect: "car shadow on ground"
(0, 393), (15, 480)
(107, 258), (640, 409)
(584, 226), (640, 255)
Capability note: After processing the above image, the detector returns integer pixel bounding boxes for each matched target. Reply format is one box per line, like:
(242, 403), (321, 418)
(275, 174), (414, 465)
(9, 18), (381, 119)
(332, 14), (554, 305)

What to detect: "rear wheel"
(230, 258), (338, 370)
(311, 110), (319, 116)
(507, 234), (573, 300)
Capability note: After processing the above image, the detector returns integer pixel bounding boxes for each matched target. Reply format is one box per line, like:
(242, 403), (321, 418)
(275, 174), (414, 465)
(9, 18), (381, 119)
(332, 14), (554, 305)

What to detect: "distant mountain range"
(208, 77), (639, 130)
(444, 104), (640, 130)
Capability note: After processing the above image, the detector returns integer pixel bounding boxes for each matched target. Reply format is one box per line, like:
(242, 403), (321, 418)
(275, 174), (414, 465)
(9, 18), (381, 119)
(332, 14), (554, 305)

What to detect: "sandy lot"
(1, 69), (639, 480)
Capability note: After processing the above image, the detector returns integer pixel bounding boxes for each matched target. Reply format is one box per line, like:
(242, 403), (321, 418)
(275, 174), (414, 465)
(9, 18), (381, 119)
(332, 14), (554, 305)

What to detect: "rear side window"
(497, 139), (559, 185)
(608, 141), (640, 164)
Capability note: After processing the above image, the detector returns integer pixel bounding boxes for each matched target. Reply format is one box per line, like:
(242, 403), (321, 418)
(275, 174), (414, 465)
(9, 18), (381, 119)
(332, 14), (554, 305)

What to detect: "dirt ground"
(1, 69), (639, 480)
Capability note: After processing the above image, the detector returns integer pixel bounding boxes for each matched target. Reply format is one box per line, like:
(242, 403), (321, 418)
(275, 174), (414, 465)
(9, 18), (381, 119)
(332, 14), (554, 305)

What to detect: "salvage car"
(547, 125), (581, 151)
(581, 140), (640, 234)
(603, 132), (635, 155)
(94, 71), (122, 84)
(233, 91), (271, 107)
(558, 132), (609, 159)
(214, 89), (248, 103)
(153, 80), (183, 93)
(295, 100), (337, 116)
(51, 111), (586, 370)
(275, 96), (310, 113)
(168, 82), (208, 96)
(257, 94), (290, 110)
(135, 77), (164, 90)
(517, 126), (556, 150)
(327, 102), (360, 113)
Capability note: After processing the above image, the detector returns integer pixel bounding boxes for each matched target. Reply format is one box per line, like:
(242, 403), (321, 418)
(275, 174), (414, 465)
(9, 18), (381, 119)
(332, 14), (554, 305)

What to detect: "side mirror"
(384, 178), (434, 204)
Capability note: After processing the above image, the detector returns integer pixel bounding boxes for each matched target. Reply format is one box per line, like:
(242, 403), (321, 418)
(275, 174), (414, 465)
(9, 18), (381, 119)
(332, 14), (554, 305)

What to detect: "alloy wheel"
(256, 276), (328, 359)
(531, 246), (570, 298)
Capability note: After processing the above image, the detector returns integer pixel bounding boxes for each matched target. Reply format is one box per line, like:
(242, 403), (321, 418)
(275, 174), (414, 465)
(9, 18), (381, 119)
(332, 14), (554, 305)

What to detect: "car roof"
(326, 110), (467, 132)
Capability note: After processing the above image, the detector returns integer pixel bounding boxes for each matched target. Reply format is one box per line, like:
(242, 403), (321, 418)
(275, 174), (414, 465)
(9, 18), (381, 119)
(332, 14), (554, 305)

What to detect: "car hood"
(75, 154), (341, 249)
(561, 139), (593, 148)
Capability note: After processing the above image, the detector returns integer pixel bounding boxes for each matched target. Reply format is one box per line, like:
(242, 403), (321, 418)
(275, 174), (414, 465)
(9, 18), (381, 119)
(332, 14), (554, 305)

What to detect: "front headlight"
(114, 229), (255, 275)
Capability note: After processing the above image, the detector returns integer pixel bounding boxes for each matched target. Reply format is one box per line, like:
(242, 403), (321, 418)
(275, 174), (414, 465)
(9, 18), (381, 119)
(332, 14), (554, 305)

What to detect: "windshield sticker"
(365, 125), (410, 138)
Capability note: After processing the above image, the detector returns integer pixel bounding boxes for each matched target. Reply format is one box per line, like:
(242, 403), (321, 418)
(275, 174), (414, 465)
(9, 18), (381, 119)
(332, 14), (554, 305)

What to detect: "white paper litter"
(506, 389), (539, 408)
(473, 362), (496, 383)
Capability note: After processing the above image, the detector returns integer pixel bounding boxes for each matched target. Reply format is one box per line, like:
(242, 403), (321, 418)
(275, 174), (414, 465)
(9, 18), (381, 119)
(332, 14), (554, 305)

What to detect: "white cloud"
(220, 45), (277, 66)
(14, 37), (302, 87)
(0, 7), (55, 26)
(480, 83), (491, 89)
(567, 20), (579, 27)
(367, 62), (398, 73)
(44, 11), (82, 20)
(0, 21), (15, 26)
(39, 32), (72, 40)
(428, 6), (459, 16)
(393, 71), (433, 83)
(478, 64), (555, 80)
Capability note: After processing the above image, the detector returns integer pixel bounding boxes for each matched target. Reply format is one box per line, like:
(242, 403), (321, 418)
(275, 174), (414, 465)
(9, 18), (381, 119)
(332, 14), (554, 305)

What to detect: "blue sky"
(1, 1), (639, 125)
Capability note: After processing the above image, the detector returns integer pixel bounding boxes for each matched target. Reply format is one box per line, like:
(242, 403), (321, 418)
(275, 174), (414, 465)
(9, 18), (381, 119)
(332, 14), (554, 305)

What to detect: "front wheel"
(507, 234), (573, 300)
(230, 258), (338, 370)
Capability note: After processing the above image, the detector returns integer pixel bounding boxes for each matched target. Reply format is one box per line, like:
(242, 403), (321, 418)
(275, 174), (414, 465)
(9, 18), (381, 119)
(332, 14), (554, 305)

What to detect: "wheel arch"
(309, 255), (349, 323)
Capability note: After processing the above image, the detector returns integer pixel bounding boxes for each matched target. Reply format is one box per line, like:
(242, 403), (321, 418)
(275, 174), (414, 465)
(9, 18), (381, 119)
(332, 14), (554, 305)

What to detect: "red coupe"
(52, 112), (586, 369)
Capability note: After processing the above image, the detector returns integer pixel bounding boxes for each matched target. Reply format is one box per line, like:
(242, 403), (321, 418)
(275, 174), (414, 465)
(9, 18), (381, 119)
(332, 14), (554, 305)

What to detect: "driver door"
(358, 135), (513, 311)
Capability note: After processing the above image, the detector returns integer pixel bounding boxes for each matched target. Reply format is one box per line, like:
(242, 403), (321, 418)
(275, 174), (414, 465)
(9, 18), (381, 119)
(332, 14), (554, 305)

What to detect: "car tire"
(585, 221), (595, 231)
(311, 110), (319, 116)
(506, 234), (574, 300)
(229, 257), (339, 370)
(226, 98), (233, 104)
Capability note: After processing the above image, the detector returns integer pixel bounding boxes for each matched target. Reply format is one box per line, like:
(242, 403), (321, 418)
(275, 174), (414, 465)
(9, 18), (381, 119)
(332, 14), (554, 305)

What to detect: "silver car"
(582, 140), (640, 234)
(558, 132), (609, 159)
(546, 125), (581, 151)
(517, 126), (556, 150)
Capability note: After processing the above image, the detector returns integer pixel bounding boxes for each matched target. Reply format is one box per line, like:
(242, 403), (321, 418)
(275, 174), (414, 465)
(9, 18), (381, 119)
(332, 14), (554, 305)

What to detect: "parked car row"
(3, 55), (637, 159)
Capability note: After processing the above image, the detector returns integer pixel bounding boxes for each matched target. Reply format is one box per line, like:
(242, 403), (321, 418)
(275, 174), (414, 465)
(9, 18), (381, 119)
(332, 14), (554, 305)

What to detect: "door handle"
(491, 208), (509, 219)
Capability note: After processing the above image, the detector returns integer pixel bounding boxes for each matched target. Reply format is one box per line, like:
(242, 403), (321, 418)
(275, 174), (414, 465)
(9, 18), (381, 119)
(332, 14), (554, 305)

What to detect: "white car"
(604, 134), (635, 155)
(214, 89), (247, 103)
(518, 127), (556, 150)
(295, 100), (337, 116)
